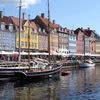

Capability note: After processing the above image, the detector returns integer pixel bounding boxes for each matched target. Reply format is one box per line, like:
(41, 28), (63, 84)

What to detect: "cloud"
(22, 0), (41, 8)
(0, 0), (41, 8)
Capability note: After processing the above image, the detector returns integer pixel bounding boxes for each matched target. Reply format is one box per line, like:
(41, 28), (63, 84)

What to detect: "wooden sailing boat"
(16, 0), (61, 79)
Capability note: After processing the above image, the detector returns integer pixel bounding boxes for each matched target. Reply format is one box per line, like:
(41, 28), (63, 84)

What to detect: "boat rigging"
(18, 0), (22, 63)
(47, 0), (51, 63)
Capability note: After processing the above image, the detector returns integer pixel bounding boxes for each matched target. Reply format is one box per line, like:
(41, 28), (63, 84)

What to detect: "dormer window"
(9, 24), (13, 32)
(54, 29), (56, 32)
(1, 22), (5, 30)
(52, 29), (54, 33)
(34, 29), (37, 33)
(65, 29), (67, 32)
(43, 29), (45, 33)
(39, 28), (41, 32)
(58, 28), (61, 31)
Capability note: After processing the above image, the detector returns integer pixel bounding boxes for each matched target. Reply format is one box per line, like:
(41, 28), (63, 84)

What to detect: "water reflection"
(0, 66), (100, 100)
(60, 66), (100, 100)
(0, 79), (60, 100)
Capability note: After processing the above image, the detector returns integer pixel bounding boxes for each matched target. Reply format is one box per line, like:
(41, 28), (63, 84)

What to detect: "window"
(21, 41), (24, 47)
(25, 42), (27, 47)
(5, 25), (9, 30)
(9, 24), (13, 32)
(1, 23), (5, 30)
(34, 43), (37, 48)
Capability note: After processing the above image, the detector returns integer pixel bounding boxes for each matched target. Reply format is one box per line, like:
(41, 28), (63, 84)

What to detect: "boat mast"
(18, 0), (22, 63)
(28, 14), (30, 66)
(48, 0), (51, 63)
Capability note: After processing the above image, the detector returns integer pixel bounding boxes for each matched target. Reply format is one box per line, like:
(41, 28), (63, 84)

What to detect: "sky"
(0, 0), (100, 35)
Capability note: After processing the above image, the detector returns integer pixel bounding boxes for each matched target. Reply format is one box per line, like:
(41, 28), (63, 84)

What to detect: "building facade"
(38, 28), (48, 52)
(0, 15), (15, 51)
(75, 28), (84, 54)
(95, 40), (100, 54)
(57, 28), (68, 56)
(68, 30), (77, 54)
(88, 30), (96, 54)
(75, 28), (96, 55)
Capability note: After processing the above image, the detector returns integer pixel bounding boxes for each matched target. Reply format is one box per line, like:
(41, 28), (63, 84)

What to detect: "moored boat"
(14, 63), (61, 79)
(79, 59), (95, 68)
(61, 70), (71, 76)
(0, 59), (62, 79)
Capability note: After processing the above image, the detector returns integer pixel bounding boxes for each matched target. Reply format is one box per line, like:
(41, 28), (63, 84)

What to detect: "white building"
(0, 13), (16, 52)
(68, 30), (77, 55)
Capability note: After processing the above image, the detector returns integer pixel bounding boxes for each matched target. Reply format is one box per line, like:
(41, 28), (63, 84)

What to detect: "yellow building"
(11, 16), (39, 52)
(96, 40), (100, 54)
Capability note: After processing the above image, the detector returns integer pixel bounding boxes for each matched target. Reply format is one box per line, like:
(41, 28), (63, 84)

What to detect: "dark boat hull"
(14, 66), (61, 80)
(0, 65), (61, 80)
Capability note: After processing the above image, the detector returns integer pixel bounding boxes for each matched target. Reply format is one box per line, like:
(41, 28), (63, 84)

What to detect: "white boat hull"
(79, 62), (95, 68)
(78, 59), (95, 68)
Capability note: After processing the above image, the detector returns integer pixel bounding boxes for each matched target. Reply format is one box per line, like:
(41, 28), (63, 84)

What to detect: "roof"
(10, 16), (20, 31)
(35, 15), (61, 30)
(74, 28), (93, 36)
(10, 16), (27, 31)
(0, 16), (12, 24)
(52, 23), (61, 29)
(83, 29), (93, 36)
(30, 20), (38, 30)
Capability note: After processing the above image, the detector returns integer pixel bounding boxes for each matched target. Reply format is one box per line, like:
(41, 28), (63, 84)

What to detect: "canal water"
(0, 66), (100, 100)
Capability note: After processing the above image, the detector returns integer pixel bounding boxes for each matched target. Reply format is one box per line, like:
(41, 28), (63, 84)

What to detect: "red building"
(75, 28), (96, 55)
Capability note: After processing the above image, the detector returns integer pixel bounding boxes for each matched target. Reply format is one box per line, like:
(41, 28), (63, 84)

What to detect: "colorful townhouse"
(75, 28), (84, 54)
(29, 20), (39, 51)
(85, 28), (96, 54)
(57, 27), (69, 56)
(75, 28), (96, 55)
(95, 40), (100, 54)
(34, 13), (49, 53)
(0, 11), (16, 52)
(38, 28), (48, 52)
(68, 30), (77, 55)
(84, 29), (96, 54)
(11, 16), (39, 52)
(50, 22), (60, 55)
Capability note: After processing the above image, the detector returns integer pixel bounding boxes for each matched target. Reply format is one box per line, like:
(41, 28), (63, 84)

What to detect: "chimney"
(81, 27), (83, 30)
(0, 11), (3, 18)
(87, 27), (90, 30)
(53, 20), (55, 24)
(22, 12), (26, 20)
(41, 13), (44, 18)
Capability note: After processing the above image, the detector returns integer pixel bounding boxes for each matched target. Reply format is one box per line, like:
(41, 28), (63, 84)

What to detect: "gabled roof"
(83, 29), (93, 37)
(74, 28), (83, 34)
(52, 23), (61, 29)
(74, 28), (93, 37)
(30, 20), (38, 30)
(10, 16), (20, 31)
(0, 16), (12, 24)
(10, 16), (19, 26)
(10, 16), (27, 31)
(34, 15), (61, 30)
